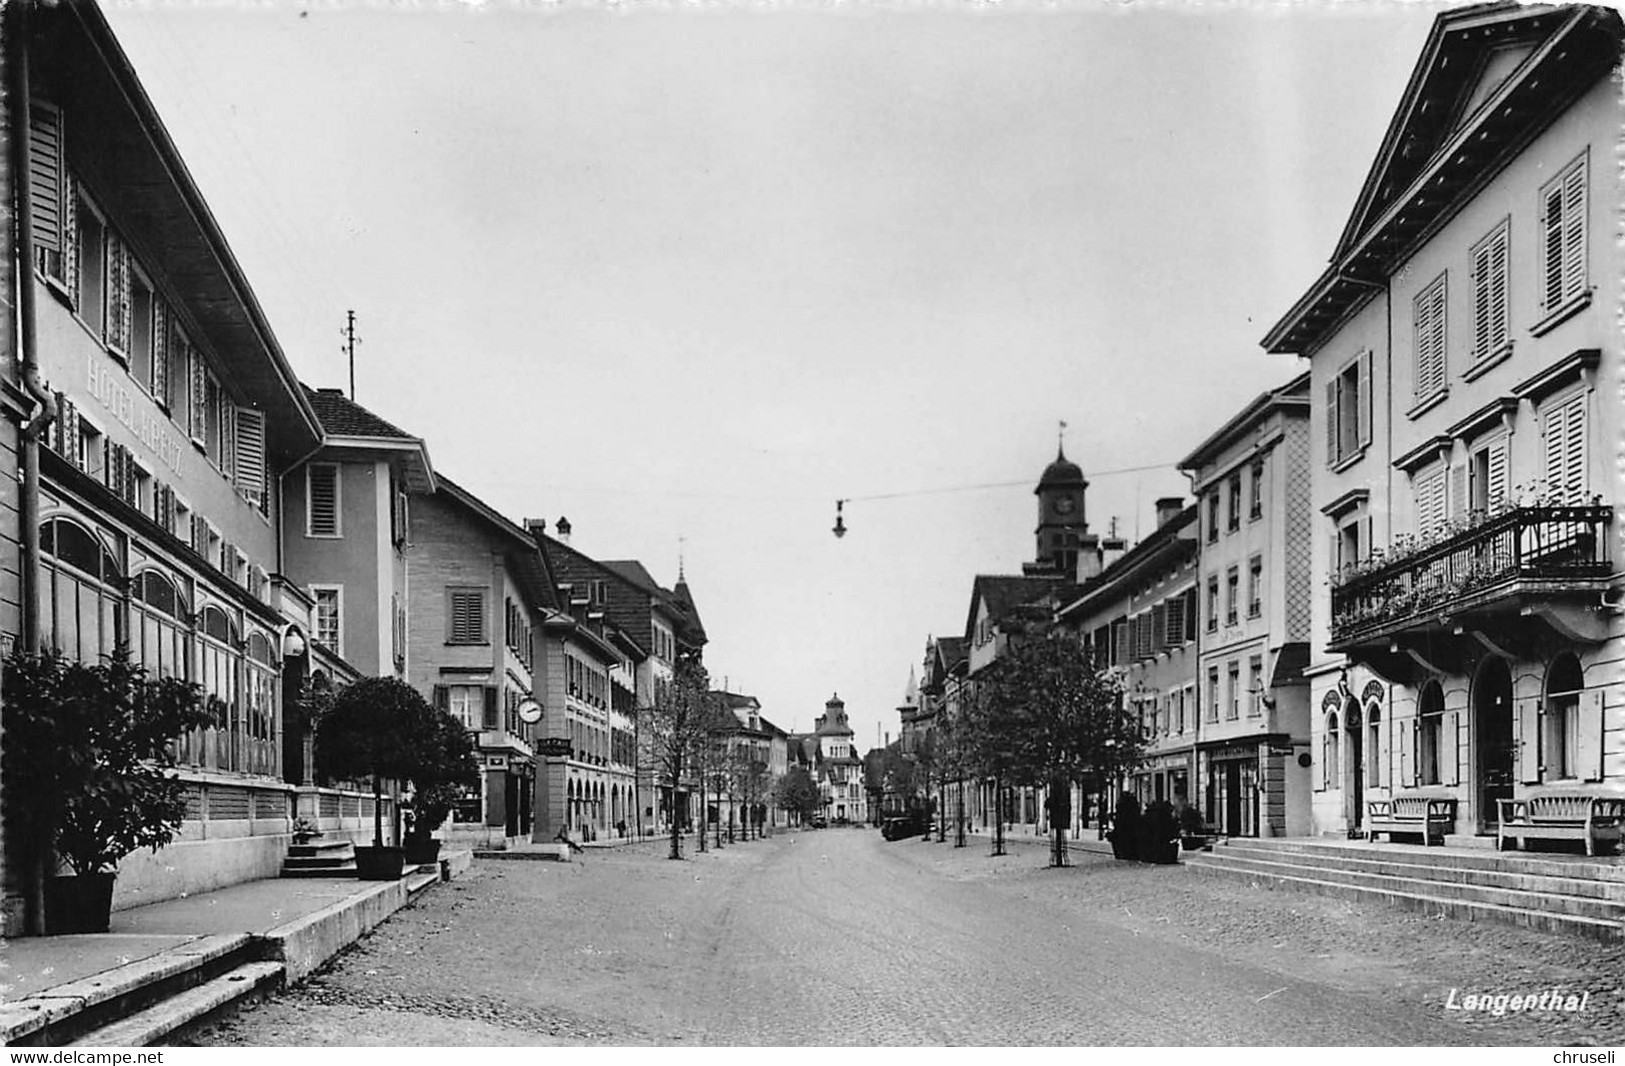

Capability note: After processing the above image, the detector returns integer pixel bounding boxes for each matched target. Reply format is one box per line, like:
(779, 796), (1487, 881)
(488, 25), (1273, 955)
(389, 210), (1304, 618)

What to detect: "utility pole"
(343, 310), (360, 400)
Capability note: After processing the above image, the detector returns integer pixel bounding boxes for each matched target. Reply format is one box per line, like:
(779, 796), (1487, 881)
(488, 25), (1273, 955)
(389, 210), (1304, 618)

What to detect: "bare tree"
(638, 659), (718, 861)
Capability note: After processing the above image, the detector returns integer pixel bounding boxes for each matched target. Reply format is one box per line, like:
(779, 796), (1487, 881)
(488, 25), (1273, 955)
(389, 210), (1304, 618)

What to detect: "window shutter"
(221, 400), (236, 486)
(1356, 351), (1373, 448)
(1164, 595), (1184, 646)
(1561, 160), (1585, 303)
(106, 235), (131, 352)
(308, 465), (338, 536)
(190, 352), (207, 440)
(1441, 710), (1458, 787)
(483, 686), (499, 730)
(1561, 397), (1586, 503)
(1486, 440), (1508, 509)
(1399, 716), (1415, 787)
(1543, 184), (1564, 310)
(235, 408), (267, 509)
(1361, 516), (1374, 562)
(1184, 588), (1198, 641)
(1517, 699), (1541, 784)
(432, 685), (449, 713)
(63, 176), (81, 304)
(1377, 713), (1390, 789)
(1324, 380), (1338, 465)
(1414, 279), (1445, 399)
(28, 101), (64, 260)
(1472, 227), (1509, 360)
(1448, 464), (1466, 520)
(1579, 689), (1604, 783)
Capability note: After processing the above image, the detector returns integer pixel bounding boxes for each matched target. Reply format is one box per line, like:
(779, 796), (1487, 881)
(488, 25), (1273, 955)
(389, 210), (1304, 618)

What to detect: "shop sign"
(486, 756), (508, 770)
(536, 737), (573, 758)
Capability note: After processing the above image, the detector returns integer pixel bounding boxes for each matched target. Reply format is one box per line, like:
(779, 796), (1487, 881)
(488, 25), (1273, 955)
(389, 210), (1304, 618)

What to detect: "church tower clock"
(1025, 443), (1095, 578)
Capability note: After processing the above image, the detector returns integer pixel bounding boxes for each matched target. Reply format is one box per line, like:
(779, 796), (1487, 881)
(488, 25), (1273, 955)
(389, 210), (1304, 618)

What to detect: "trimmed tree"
(316, 676), (435, 851)
(773, 766), (820, 825)
(973, 628), (1140, 866)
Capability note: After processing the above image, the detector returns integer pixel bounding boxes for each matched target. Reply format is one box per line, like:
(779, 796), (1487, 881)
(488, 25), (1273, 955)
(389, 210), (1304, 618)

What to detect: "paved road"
(186, 828), (1625, 1046)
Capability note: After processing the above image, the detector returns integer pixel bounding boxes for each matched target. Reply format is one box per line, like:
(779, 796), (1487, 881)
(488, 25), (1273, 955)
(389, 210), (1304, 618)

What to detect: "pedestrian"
(554, 824), (583, 854)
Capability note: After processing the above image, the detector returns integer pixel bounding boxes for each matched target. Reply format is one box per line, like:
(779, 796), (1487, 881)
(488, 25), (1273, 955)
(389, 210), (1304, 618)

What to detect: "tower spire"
(1057, 419), (1068, 459)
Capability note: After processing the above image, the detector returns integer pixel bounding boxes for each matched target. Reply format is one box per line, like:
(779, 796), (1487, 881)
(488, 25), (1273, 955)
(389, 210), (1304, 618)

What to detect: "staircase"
(1185, 836), (1625, 942)
(280, 837), (358, 878)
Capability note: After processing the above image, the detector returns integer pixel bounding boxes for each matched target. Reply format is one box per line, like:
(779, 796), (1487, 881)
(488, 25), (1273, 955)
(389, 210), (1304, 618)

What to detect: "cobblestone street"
(183, 829), (1625, 1046)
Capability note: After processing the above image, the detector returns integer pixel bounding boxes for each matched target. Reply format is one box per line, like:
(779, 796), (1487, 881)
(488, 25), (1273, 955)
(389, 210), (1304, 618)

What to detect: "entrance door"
(1224, 763), (1242, 836)
(1476, 657), (1514, 831)
(1348, 708), (1364, 832)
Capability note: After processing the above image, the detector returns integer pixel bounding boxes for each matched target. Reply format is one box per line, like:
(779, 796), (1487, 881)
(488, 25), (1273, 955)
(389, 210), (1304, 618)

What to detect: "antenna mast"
(343, 310), (360, 401)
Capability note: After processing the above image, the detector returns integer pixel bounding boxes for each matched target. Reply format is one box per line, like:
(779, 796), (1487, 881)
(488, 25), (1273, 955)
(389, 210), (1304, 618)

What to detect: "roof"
(962, 575), (1078, 643)
(1263, 3), (1622, 355)
(1178, 370), (1311, 478)
(1037, 446), (1087, 490)
(302, 386), (435, 492)
(434, 476), (560, 614)
(1056, 505), (1199, 623)
(602, 559), (708, 653)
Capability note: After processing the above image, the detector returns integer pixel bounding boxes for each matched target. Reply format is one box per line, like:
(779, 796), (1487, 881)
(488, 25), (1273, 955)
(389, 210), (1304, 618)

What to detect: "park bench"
(1366, 796), (1457, 845)
(1497, 794), (1625, 856)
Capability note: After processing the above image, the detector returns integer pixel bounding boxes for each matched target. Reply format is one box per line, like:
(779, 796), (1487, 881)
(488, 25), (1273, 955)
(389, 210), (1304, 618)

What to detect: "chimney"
(525, 518), (547, 538)
(556, 516), (572, 544)
(1155, 496), (1184, 529)
(1100, 516), (1128, 571)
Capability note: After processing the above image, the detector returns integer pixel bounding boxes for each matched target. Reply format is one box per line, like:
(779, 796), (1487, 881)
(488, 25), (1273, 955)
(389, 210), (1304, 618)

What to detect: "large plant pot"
(44, 873), (116, 934)
(354, 845), (406, 881)
(403, 838), (441, 866)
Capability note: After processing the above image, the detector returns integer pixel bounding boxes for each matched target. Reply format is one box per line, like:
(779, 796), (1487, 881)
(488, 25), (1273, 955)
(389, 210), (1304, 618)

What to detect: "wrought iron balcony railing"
(1330, 505), (1612, 648)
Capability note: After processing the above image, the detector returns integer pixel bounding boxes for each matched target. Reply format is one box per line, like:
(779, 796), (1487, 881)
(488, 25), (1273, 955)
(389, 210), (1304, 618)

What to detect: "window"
(1413, 462), (1447, 537)
(306, 464), (340, 537)
(392, 594), (407, 670)
(1468, 437), (1508, 513)
(442, 685), (486, 731)
(1206, 577), (1219, 632)
(1249, 458), (1264, 520)
(1470, 222), (1509, 363)
(1412, 273), (1447, 404)
(1326, 351), (1373, 466)
(1225, 567), (1239, 627)
(1174, 687), (1186, 734)
(1206, 666), (1220, 723)
(1325, 713), (1341, 791)
(1247, 656), (1263, 717)
(1226, 661), (1240, 720)
(1226, 474), (1242, 532)
(235, 408), (267, 513)
(28, 101), (68, 284)
(1544, 654), (1584, 781)
(1247, 556), (1262, 618)
(1542, 392), (1587, 504)
(1366, 707), (1382, 789)
(1163, 594), (1186, 646)
(76, 193), (107, 336)
(448, 587), (488, 644)
(312, 586), (341, 655)
(130, 266), (155, 388)
(131, 568), (190, 682)
(1417, 681), (1443, 787)
(39, 517), (123, 664)
(1206, 491), (1219, 543)
(1539, 153), (1586, 316)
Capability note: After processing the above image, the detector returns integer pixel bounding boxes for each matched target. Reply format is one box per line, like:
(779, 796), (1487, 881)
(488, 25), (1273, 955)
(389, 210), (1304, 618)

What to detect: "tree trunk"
(372, 772), (385, 848)
(668, 765), (682, 860)
(991, 774), (1006, 857)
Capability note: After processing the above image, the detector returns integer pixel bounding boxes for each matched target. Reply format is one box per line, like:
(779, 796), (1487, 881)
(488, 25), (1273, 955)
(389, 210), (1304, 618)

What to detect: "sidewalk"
(1, 850), (472, 1021)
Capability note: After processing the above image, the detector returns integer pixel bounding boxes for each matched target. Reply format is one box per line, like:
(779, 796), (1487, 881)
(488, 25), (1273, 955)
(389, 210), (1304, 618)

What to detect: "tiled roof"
(964, 574), (1078, 642)
(303, 386), (417, 440)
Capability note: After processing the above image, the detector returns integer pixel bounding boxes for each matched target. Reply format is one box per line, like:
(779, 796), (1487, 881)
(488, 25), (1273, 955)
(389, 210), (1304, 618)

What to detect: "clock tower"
(1025, 444), (1097, 579)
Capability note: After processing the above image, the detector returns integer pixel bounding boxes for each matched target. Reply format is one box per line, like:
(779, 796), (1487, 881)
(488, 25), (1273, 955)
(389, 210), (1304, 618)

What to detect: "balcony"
(1330, 506), (1613, 656)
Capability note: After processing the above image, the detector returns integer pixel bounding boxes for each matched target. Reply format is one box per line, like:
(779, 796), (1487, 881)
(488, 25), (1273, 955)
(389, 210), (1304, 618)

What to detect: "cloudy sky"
(105, 0), (1443, 747)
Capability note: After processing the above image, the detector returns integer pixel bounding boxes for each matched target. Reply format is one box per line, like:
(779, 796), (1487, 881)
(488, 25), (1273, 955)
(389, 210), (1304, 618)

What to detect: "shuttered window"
(448, 588), (488, 645)
(1470, 222), (1509, 362)
(1326, 351), (1373, 465)
(1163, 594), (1185, 646)
(29, 101), (66, 280)
(1412, 274), (1447, 402)
(306, 464), (340, 537)
(312, 587), (341, 654)
(1413, 463), (1447, 536)
(1542, 392), (1587, 504)
(1469, 437), (1507, 512)
(1539, 154), (1586, 313)
(235, 408), (267, 513)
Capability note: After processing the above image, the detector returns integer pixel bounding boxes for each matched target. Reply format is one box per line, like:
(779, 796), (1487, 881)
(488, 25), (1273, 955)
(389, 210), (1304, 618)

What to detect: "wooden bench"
(1497, 794), (1625, 856)
(1366, 796), (1457, 845)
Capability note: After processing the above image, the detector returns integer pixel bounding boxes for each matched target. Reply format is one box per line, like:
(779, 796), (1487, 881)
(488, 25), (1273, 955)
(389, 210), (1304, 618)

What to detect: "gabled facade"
(809, 694), (866, 824)
(407, 477), (557, 842)
(1179, 373), (1315, 837)
(1264, 3), (1623, 838)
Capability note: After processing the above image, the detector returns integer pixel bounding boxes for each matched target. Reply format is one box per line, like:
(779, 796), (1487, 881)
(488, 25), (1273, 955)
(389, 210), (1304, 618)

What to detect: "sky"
(103, 0), (1446, 748)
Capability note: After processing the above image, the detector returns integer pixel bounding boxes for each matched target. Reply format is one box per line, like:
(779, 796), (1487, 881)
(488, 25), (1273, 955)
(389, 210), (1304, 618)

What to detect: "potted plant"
(1107, 791), (1140, 861)
(2, 648), (210, 934)
(404, 706), (478, 865)
(1140, 799), (1180, 864)
(290, 816), (320, 845)
(315, 676), (436, 880)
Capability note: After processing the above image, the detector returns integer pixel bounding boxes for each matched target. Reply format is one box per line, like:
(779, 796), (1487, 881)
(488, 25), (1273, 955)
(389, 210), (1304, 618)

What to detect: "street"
(185, 829), (1625, 1046)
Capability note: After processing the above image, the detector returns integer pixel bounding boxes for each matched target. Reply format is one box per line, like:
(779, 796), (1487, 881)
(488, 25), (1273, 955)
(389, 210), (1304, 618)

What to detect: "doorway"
(1224, 762), (1242, 835)
(1347, 704), (1364, 832)
(1475, 656), (1514, 831)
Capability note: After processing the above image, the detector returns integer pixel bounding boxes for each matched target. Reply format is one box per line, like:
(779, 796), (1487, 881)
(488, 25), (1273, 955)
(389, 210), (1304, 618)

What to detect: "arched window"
(1324, 712), (1340, 790)
(197, 603), (242, 773)
(131, 569), (190, 680)
(1417, 681), (1444, 786)
(1545, 653), (1584, 780)
(39, 517), (122, 662)
(245, 631), (279, 777)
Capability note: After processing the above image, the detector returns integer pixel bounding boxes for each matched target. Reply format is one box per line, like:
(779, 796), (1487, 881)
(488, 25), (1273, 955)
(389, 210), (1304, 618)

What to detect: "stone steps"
(281, 837), (357, 878)
(69, 963), (285, 1047)
(1186, 837), (1625, 942)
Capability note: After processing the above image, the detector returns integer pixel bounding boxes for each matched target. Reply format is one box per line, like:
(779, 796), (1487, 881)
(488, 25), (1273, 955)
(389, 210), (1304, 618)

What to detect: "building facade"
(1264, 3), (1623, 838)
